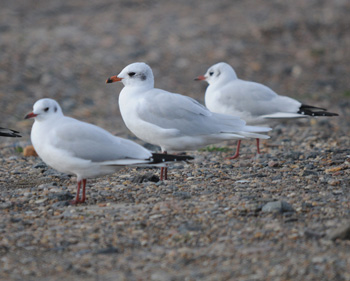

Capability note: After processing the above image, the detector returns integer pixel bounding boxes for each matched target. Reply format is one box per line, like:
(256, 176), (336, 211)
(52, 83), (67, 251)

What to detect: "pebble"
(261, 201), (295, 213)
(328, 223), (350, 241)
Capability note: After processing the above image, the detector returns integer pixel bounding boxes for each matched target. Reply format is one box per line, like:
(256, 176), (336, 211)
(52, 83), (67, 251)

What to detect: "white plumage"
(25, 98), (193, 203)
(106, 62), (271, 179)
(196, 62), (338, 158)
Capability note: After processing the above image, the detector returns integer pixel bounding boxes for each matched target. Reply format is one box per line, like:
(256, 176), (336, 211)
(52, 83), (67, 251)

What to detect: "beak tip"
(194, 76), (206, 81)
(106, 76), (122, 83)
(24, 112), (37, 119)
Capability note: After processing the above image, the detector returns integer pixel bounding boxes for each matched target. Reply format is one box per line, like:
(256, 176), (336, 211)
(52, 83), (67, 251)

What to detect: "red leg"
(159, 151), (168, 181)
(227, 140), (241, 160)
(256, 138), (261, 154)
(81, 179), (87, 203)
(164, 167), (168, 180)
(160, 167), (164, 181)
(70, 180), (81, 205)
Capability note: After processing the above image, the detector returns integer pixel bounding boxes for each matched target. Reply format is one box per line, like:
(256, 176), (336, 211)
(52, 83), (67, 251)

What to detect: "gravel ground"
(1, 0), (350, 280)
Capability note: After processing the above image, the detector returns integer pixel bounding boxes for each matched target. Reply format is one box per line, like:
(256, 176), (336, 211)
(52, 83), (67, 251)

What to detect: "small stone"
(328, 179), (340, 186)
(52, 201), (71, 208)
(325, 166), (344, 173)
(328, 223), (350, 241)
(173, 191), (191, 199)
(235, 180), (250, 184)
(61, 209), (77, 218)
(0, 202), (12, 209)
(261, 201), (294, 213)
(35, 198), (47, 204)
(268, 161), (280, 168)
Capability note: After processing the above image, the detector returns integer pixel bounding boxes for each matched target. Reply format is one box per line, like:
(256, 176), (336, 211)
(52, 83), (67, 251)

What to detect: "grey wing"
(138, 89), (246, 135)
(51, 118), (151, 162)
(221, 80), (300, 115)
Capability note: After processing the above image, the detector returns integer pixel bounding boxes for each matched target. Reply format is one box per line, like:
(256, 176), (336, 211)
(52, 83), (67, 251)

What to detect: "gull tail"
(0, 127), (21, 138)
(238, 131), (270, 140)
(243, 125), (272, 133)
(297, 104), (339, 117)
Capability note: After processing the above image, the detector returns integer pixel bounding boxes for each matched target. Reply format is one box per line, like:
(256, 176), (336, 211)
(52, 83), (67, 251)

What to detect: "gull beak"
(194, 75), (206, 81)
(106, 75), (123, 83)
(24, 112), (38, 119)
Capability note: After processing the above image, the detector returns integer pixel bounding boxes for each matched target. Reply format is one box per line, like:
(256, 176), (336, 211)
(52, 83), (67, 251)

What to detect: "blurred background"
(1, 0), (349, 141)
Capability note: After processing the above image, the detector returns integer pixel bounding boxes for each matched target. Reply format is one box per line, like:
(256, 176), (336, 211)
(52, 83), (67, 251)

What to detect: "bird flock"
(4, 62), (338, 204)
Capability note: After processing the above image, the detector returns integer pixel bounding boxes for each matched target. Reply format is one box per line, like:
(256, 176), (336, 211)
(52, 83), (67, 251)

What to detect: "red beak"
(194, 75), (206, 81)
(24, 112), (38, 119)
(106, 75), (123, 83)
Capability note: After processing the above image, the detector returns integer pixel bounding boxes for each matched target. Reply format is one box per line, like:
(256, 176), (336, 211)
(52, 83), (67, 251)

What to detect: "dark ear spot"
(54, 106), (57, 112)
(216, 70), (221, 77)
(140, 73), (147, 81)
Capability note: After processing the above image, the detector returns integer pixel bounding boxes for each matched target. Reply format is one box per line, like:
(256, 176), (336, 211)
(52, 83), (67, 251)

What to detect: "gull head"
(195, 62), (238, 85)
(25, 98), (63, 122)
(106, 62), (154, 88)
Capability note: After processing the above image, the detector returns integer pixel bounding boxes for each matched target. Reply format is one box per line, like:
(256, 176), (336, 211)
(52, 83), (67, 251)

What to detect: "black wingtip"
(0, 128), (22, 138)
(298, 104), (339, 117)
(150, 153), (194, 164)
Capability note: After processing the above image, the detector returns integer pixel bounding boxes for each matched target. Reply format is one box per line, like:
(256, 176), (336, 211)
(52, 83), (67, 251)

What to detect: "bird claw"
(225, 153), (240, 160)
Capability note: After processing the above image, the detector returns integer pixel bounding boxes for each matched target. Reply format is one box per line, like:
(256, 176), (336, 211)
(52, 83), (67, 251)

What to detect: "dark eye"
(44, 107), (49, 112)
(128, 72), (136, 77)
(209, 71), (214, 76)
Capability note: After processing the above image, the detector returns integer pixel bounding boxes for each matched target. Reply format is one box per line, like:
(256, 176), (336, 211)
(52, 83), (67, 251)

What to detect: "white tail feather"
(260, 112), (308, 119)
(238, 131), (270, 139)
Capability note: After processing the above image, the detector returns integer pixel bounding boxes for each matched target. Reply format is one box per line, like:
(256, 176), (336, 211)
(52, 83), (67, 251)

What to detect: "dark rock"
(95, 247), (120, 255)
(33, 162), (47, 169)
(48, 192), (74, 201)
(132, 173), (159, 183)
(52, 201), (71, 208)
(302, 170), (318, 176)
(10, 217), (22, 223)
(304, 229), (324, 239)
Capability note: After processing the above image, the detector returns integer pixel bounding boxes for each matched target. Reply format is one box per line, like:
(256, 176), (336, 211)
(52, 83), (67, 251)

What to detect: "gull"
(0, 127), (21, 137)
(106, 62), (271, 180)
(195, 62), (338, 159)
(25, 98), (193, 204)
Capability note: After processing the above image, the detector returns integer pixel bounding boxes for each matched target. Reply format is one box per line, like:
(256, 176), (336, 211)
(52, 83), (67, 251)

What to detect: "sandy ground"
(1, 0), (350, 280)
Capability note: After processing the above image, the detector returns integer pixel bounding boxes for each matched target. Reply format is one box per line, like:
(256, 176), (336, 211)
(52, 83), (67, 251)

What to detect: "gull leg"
(70, 180), (82, 204)
(81, 179), (87, 203)
(160, 151), (168, 180)
(164, 167), (168, 180)
(227, 140), (241, 160)
(160, 167), (164, 181)
(256, 138), (261, 154)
